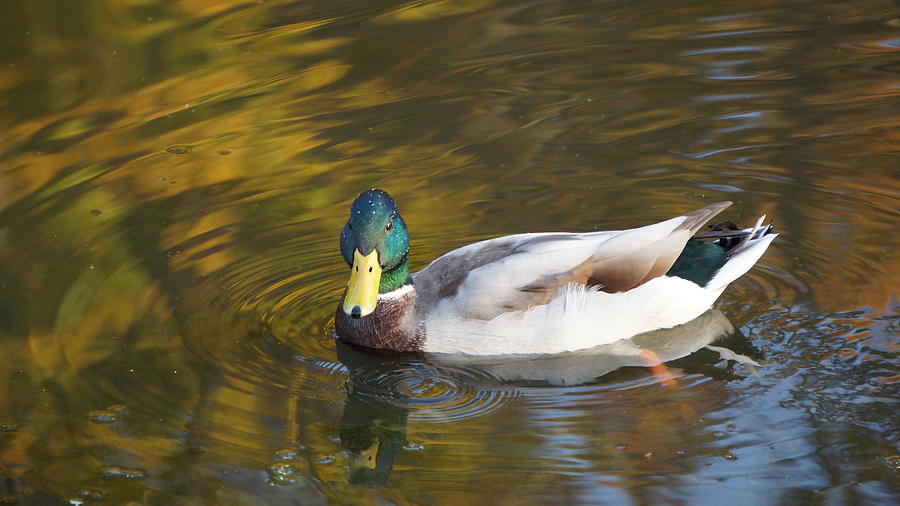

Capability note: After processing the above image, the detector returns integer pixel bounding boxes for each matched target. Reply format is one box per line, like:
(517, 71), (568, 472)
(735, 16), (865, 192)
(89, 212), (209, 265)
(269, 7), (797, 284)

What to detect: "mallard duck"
(335, 189), (776, 355)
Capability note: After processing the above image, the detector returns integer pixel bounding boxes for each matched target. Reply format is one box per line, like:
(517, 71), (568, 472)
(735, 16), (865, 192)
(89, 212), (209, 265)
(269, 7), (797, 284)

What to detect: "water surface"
(0, 0), (898, 504)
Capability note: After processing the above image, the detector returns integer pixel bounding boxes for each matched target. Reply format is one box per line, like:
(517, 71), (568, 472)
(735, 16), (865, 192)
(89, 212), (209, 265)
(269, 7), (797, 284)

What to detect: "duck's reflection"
(334, 309), (763, 485)
(336, 344), (416, 486)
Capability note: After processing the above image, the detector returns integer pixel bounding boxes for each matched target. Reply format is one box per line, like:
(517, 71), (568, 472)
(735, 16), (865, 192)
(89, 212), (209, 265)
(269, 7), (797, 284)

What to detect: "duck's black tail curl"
(692, 219), (776, 253)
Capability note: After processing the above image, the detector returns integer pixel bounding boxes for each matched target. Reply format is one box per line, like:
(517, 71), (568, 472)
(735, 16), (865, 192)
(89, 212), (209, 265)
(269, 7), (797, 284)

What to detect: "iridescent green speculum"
(340, 189), (412, 295)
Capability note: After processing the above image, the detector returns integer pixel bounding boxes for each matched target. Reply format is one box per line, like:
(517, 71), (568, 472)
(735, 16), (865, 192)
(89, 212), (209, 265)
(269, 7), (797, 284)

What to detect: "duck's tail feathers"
(692, 215), (775, 251)
(706, 216), (777, 290)
(680, 201), (733, 235)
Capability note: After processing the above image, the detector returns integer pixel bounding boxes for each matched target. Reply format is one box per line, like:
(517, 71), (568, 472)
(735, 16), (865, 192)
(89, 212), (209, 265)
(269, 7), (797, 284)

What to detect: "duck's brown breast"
(334, 288), (424, 352)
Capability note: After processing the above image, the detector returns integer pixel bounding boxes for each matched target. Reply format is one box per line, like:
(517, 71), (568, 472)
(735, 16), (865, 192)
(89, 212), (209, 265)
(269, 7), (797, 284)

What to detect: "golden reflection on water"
(0, 0), (898, 503)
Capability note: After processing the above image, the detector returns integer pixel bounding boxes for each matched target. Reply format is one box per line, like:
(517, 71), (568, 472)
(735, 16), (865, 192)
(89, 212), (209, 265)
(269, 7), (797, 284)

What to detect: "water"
(0, 0), (897, 503)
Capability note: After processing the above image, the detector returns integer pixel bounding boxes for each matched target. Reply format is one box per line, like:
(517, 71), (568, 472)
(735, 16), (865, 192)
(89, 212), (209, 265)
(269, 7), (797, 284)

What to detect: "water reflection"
(432, 309), (760, 385)
(0, 0), (898, 503)
(336, 344), (412, 486)
(334, 310), (763, 486)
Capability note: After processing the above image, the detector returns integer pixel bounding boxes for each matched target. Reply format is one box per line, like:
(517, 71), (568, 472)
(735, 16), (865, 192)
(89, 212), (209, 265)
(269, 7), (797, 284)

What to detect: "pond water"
(0, 0), (898, 503)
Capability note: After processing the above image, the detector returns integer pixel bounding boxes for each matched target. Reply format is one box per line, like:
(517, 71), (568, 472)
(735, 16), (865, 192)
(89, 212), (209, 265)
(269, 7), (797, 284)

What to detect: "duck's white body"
(410, 210), (776, 355)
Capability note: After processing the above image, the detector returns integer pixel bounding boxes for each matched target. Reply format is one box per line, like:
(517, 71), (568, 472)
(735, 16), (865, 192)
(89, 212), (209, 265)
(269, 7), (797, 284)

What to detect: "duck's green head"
(340, 189), (410, 319)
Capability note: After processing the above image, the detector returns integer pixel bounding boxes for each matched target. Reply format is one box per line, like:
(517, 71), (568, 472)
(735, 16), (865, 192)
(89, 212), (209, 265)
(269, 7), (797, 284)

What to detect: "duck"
(335, 189), (776, 355)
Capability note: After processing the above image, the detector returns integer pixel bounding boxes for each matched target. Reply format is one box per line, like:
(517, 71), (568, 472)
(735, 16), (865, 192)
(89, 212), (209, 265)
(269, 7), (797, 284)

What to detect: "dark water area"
(0, 0), (898, 504)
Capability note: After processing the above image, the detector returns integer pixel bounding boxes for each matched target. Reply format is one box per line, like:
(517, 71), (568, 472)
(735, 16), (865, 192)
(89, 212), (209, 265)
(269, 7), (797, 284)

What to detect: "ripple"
(176, 223), (347, 395)
(98, 466), (146, 480)
(88, 410), (120, 424)
(348, 362), (517, 423)
(75, 489), (107, 501)
(164, 144), (193, 155)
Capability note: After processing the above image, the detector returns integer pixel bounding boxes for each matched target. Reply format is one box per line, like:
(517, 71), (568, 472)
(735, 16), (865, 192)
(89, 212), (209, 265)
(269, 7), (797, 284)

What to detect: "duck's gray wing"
(412, 202), (732, 320)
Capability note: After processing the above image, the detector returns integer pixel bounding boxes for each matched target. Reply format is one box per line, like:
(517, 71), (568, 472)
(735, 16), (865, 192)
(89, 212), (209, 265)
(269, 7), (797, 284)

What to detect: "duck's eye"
(348, 223), (353, 231)
(385, 220), (393, 232)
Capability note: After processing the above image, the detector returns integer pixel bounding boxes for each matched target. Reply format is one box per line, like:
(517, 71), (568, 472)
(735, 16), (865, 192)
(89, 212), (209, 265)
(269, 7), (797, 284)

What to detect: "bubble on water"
(99, 466), (146, 480)
(267, 462), (295, 476)
(89, 209), (102, 216)
(274, 449), (298, 461)
(218, 149), (231, 155)
(721, 451), (737, 461)
(314, 455), (335, 465)
(1, 423), (19, 432)
(89, 410), (119, 424)
(403, 441), (424, 451)
(615, 444), (627, 450)
(266, 462), (297, 485)
(76, 489), (106, 500)
(884, 455), (900, 469)
(165, 145), (192, 154)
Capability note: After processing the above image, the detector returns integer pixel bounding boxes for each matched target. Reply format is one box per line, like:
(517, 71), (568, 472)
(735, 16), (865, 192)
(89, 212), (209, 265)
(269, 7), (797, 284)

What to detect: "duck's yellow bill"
(348, 444), (378, 471)
(343, 249), (381, 318)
